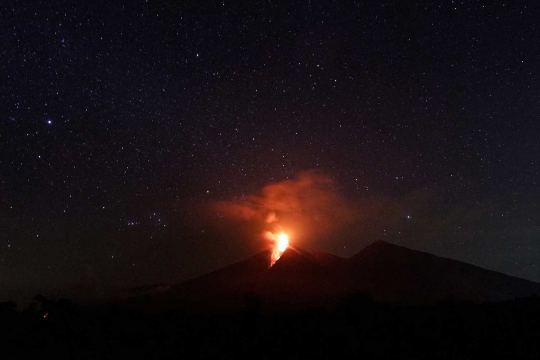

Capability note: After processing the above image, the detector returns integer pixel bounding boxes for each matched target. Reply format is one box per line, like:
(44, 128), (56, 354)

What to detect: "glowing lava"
(270, 232), (289, 267)
(277, 233), (289, 252)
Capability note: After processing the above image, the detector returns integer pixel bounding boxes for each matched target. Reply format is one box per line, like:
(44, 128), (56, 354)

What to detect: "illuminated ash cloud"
(212, 170), (357, 250)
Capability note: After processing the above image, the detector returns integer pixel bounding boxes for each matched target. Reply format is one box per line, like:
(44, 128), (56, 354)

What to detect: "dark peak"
(350, 239), (398, 262)
(350, 240), (446, 267)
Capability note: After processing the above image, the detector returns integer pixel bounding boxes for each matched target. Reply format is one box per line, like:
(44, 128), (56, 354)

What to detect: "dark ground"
(2, 294), (540, 359)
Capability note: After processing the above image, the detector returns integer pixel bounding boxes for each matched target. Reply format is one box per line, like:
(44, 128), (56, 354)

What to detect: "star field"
(1, 1), (539, 303)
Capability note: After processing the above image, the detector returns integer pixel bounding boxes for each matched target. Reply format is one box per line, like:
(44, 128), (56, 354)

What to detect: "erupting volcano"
(125, 168), (540, 313)
(125, 240), (540, 314)
(269, 232), (289, 267)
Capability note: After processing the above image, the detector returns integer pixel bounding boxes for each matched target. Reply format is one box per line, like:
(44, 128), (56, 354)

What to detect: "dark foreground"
(2, 295), (540, 359)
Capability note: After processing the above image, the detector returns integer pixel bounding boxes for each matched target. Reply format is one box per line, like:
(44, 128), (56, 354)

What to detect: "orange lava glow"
(276, 233), (289, 252)
(270, 232), (289, 267)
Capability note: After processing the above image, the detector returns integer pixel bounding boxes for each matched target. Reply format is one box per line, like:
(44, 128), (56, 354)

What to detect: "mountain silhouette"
(347, 240), (540, 303)
(126, 240), (540, 313)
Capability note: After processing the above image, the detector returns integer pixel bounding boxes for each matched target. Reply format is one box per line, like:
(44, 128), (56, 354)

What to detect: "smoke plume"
(211, 170), (357, 248)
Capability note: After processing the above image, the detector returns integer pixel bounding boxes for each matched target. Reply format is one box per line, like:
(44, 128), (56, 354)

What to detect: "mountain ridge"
(124, 240), (540, 313)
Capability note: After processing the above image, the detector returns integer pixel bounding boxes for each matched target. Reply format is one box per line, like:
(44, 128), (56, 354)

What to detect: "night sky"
(2, 1), (540, 304)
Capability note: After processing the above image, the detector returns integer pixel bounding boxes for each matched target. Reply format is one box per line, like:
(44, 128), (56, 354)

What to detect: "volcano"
(126, 240), (540, 313)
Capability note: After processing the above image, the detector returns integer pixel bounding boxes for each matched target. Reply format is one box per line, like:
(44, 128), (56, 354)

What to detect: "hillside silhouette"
(126, 240), (540, 313)
(3, 241), (540, 358)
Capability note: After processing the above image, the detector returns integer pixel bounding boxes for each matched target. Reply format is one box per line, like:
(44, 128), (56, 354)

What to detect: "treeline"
(1, 294), (540, 358)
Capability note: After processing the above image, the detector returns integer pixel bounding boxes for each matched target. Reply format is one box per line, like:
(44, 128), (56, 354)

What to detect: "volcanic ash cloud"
(212, 170), (357, 247)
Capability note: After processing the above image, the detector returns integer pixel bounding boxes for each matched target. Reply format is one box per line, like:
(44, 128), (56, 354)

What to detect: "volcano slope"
(127, 246), (347, 313)
(126, 240), (540, 313)
(347, 240), (540, 304)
